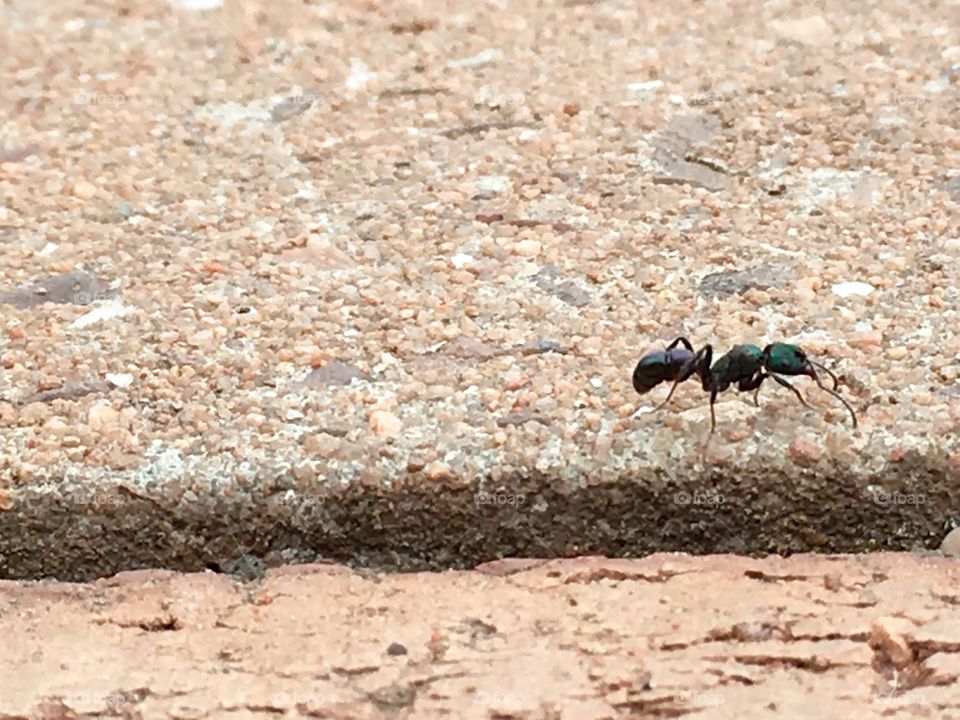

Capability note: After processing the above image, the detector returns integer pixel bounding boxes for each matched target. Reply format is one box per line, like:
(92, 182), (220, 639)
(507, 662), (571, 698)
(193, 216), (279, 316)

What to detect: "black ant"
(633, 337), (858, 434)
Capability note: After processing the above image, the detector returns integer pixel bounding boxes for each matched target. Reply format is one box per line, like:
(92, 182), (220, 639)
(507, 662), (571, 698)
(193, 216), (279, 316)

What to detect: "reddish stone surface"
(4, 554), (960, 719)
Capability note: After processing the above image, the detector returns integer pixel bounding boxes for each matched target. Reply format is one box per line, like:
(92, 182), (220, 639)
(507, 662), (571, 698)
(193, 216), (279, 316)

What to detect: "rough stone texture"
(3, 555), (960, 719)
(1, 0), (960, 579)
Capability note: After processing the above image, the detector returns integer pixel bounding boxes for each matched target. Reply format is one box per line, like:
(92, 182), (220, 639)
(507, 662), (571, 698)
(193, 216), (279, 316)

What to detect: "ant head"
(763, 343), (814, 377)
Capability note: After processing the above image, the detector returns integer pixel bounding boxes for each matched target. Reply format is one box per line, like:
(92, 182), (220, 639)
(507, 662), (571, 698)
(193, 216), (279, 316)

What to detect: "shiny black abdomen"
(632, 348), (694, 394)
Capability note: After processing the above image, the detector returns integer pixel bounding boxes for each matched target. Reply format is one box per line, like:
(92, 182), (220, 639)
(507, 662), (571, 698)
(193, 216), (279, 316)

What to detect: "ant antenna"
(809, 359), (841, 391)
(807, 363), (858, 428)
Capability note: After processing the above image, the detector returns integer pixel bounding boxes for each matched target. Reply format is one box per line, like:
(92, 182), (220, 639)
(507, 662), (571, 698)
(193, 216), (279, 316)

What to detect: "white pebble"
(69, 300), (136, 330)
(628, 80), (664, 92)
(832, 281), (875, 298)
(451, 253), (475, 269)
(345, 58), (377, 91)
(168, 0), (223, 8)
(515, 239), (541, 257)
(447, 49), (503, 69)
(369, 410), (403, 437)
(474, 176), (511, 195)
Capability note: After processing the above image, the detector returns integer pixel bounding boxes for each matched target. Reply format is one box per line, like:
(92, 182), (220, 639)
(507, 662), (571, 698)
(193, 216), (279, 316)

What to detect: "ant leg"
(768, 374), (812, 408)
(696, 344), (713, 392)
(708, 388), (718, 435)
(699, 388), (719, 460)
(737, 371), (766, 407)
(807, 367), (859, 428)
(653, 379), (682, 411)
(654, 345), (712, 412)
(665, 336), (695, 352)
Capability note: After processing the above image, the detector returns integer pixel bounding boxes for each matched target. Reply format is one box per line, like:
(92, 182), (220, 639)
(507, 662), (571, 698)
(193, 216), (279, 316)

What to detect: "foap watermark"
(875, 672), (936, 707)
(275, 491), (325, 513)
(277, 91), (324, 107)
(688, 91), (733, 107)
(69, 489), (124, 508)
(47, 690), (147, 712)
(867, 487), (925, 507)
(264, 692), (344, 707)
(74, 91), (128, 107)
(673, 489), (725, 507)
(474, 691), (526, 708)
(475, 490), (525, 507)
(73, 289), (114, 305)
(676, 691), (724, 707)
(887, 93), (929, 107)
(875, 694), (934, 709)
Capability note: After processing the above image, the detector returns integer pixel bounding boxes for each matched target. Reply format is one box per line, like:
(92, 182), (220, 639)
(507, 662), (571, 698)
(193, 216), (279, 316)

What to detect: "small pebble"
(869, 617), (915, 668)
(105, 373), (134, 388)
(846, 330), (883, 349)
(423, 461), (453, 480)
(450, 253), (475, 269)
(628, 80), (663, 92)
(941, 527), (960, 557)
(724, 424), (753, 443)
(168, 0), (224, 8)
(245, 413), (266, 429)
(770, 14), (833, 45)
(579, 337), (603, 356)
(823, 573), (843, 591)
(788, 437), (822, 464)
(515, 239), (542, 257)
(187, 330), (215, 349)
(87, 404), (121, 431)
(369, 410), (403, 437)
(703, 442), (734, 465)
(473, 176), (511, 195)
(302, 434), (341, 458)
(73, 180), (97, 199)
(832, 281), (875, 298)
(447, 48), (503, 69)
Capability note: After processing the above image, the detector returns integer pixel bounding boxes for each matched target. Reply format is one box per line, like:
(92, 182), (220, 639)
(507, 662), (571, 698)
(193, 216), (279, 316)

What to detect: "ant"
(632, 337), (858, 434)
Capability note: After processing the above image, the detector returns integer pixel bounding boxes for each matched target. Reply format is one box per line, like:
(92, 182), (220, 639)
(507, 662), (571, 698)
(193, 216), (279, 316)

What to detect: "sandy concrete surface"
(4, 554), (960, 719)
(1, 0), (959, 579)
(4, 1), (959, 716)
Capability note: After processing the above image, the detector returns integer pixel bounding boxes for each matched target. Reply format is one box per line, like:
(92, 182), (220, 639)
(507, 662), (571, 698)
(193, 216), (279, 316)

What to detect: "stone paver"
(4, 554), (960, 719)
(1, 0), (958, 578)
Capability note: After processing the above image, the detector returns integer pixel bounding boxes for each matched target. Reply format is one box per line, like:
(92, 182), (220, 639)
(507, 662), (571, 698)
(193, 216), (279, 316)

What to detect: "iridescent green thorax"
(711, 343), (761, 375)
(764, 343), (808, 374)
(709, 343), (762, 389)
(734, 344), (762, 361)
